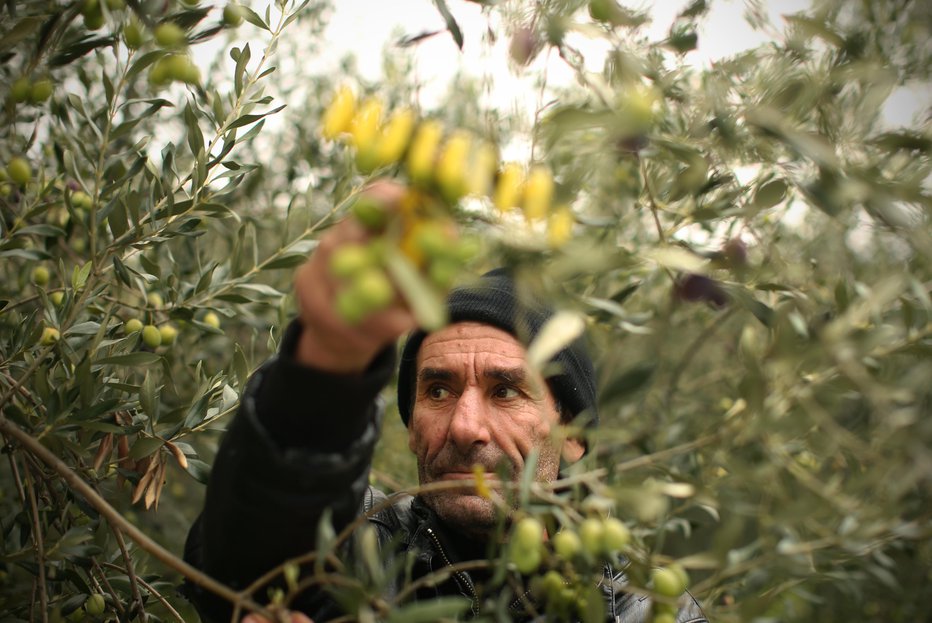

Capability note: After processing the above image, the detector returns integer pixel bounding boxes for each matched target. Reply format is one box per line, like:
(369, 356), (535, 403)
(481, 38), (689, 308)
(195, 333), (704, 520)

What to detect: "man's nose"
(448, 387), (492, 450)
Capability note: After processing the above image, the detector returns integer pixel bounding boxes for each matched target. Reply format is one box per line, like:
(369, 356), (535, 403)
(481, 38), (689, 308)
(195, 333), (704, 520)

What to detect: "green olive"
(71, 190), (93, 209)
(539, 569), (565, 602)
(351, 197), (389, 231)
(123, 22), (144, 49)
(40, 327), (61, 345)
(508, 541), (542, 575)
(428, 258), (461, 289)
(668, 563), (689, 591)
(84, 593), (106, 616)
(203, 312), (220, 329)
(7, 157), (32, 186)
(601, 517), (630, 554)
(32, 266), (50, 286)
(651, 566), (687, 598)
(159, 324), (178, 345)
(329, 244), (375, 278)
(165, 54), (200, 83)
(154, 23), (186, 48)
(141, 325), (161, 348)
(414, 222), (453, 259)
(124, 318), (143, 334)
(578, 517), (604, 558)
(509, 516), (545, 574)
(223, 3), (245, 27)
(335, 288), (369, 324)
(11, 77), (31, 103)
(552, 529), (582, 560)
(30, 80), (53, 103)
(83, 10), (105, 30)
(148, 60), (170, 86)
(352, 267), (394, 310)
(514, 516), (544, 544)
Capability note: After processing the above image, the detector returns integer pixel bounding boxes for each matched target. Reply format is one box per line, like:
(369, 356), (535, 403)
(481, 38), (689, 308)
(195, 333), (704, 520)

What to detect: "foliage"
(0, 0), (930, 622)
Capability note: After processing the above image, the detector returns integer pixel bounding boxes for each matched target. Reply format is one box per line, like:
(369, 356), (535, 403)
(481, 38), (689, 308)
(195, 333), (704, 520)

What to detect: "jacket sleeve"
(183, 319), (396, 622)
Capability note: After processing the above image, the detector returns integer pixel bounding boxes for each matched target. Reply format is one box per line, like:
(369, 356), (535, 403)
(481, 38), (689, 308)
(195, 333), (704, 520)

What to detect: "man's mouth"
(437, 471), (499, 480)
(434, 470), (504, 485)
(439, 472), (475, 480)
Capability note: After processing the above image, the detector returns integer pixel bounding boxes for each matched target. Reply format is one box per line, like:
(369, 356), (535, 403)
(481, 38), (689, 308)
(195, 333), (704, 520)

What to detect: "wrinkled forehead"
(416, 321), (529, 371)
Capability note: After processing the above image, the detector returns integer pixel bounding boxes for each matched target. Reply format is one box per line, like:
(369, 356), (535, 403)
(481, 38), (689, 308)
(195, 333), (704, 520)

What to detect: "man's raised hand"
(293, 181), (418, 374)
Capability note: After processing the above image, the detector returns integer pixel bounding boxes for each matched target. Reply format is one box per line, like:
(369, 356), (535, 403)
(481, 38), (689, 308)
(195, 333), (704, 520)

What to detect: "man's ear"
(562, 436), (585, 463)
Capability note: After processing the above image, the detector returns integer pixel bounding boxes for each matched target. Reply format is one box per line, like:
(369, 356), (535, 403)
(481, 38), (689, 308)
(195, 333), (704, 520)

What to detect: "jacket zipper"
(425, 527), (480, 615)
(508, 589), (533, 612)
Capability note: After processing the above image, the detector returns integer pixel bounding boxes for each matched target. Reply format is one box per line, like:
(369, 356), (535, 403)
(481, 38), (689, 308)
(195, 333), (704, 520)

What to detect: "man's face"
(408, 321), (584, 537)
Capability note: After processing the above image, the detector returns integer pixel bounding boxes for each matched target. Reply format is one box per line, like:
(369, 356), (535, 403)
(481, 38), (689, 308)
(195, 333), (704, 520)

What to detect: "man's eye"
(428, 386), (450, 400)
(493, 385), (520, 400)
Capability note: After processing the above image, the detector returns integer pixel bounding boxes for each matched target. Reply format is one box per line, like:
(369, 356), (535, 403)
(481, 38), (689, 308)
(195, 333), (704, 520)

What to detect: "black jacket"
(184, 322), (708, 622)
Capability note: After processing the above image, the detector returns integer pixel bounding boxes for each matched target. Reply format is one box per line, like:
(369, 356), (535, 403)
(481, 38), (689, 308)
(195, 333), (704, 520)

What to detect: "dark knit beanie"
(397, 268), (598, 428)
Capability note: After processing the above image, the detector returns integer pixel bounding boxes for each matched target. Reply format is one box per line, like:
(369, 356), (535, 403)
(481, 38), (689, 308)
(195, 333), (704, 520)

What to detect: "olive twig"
(90, 559), (128, 619)
(110, 523), (146, 619)
(0, 413), (275, 621)
(23, 463), (49, 623)
(100, 561), (187, 623)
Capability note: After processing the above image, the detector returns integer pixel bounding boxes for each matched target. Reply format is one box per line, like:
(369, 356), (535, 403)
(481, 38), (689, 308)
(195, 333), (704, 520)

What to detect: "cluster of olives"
(147, 22), (201, 87)
(121, 292), (220, 350)
(508, 515), (632, 575)
(1, 159), (90, 211)
(28, 265), (62, 346)
(503, 515), (631, 619)
(327, 194), (477, 324)
(322, 87), (567, 220)
(28, 261), (222, 350)
(74, 0), (246, 87)
(506, 515), (690, 621)
(319, 87), (576, 323)
(9, 75), (53, 107)
(124, 318), (178, 349)
(47, 592), (107, 622)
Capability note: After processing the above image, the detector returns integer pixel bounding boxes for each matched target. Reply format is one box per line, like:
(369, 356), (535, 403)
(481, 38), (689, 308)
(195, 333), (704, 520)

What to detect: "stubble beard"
(418, 442), (562, 539)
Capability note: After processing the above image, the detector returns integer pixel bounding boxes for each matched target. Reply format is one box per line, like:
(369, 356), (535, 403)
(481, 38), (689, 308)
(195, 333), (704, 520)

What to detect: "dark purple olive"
(722, 238), (748, 268)
(509, 27), (540, 66)
(675, 273), (728, 308)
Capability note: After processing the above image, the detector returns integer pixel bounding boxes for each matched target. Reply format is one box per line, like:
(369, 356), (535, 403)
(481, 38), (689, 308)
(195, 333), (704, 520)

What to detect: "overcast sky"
(311, 0), (926, 131)
(323, 0), (808, 80)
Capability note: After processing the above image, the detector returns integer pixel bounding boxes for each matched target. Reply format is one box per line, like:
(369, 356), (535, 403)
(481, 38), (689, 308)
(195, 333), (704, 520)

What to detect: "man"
(184, 183), (707, 622)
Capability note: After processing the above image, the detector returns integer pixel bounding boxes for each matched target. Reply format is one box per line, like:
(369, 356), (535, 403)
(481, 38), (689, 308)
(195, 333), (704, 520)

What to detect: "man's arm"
(184, 183), (417, 622)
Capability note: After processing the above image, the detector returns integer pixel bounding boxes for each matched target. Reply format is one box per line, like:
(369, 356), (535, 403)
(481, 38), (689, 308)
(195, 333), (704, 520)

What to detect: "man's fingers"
(359, 178), (407, 209)
(354, 302), (419, 341)
(292, 177), (425, 371)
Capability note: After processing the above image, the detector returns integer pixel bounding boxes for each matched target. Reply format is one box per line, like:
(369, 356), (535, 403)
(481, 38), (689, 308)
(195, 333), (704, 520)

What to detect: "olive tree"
(1, 0), (929, 622)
